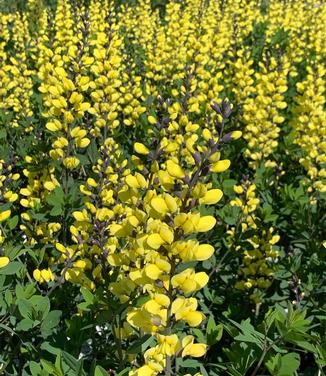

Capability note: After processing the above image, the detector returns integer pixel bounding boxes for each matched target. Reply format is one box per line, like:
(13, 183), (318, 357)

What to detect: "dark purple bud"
(183, 175), (190, 184)
(221, 132), (233, 143)
(211, 102), (221, 114)
(193, 152), (201, 165)
(221, 100), (232, 118)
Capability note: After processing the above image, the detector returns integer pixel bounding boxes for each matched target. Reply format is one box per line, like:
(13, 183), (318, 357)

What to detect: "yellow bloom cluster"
(229, 183), (280, 302)
(242, 54), (290, 169)
(0, 160), (19, 244)
(291, 64), (326, 192)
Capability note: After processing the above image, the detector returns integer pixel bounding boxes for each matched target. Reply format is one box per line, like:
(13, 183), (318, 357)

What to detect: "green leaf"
(30, 295), (51, 320)
(41, 341), (61, 355)
(7, 215), (19, 230)
(18, 298), (33, 319)
(29, 361), (42, 376)
(16, 318), (34, 331)
(95, 365), (108, 376)
(50, 205), (63, 216)
(266, 353), (300, 376)
(0, 261), (23, 275)
(40, 359), (60, 375)
(61, 351), (86, 376)
(128, 335), (155, 354)
(116, 368), (131, 376)
(0, 128), (7, 139)
(176, 358), (202, 368)
(80, 287), (95, 304)
(41, 310), (62, 338)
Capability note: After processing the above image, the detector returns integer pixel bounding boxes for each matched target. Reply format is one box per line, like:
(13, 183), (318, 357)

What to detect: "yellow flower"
(182, 335), (207, 357)
(33, 268), (55, 283)
(210, 159), (231, 173)
(63, 157), (80, 170)
(157, 334), (180, 356)
(134, 142), (150, 155)
(166, 160), (185, 179)
(199, 189), (223, 205)
(171, 268), (209, 293)
(172, 297), (205, 326)
(0, 257), (10, 268)
(0, 210), (11, 222)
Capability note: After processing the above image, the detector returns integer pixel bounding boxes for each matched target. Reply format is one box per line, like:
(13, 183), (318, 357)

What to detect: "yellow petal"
(196, 216), (216, 232)
(210, 159), (230, 173)
(184, 311), (205, 327)
(151, 197), (169, 214)
(0, 256), (10, 268)
(200, 189), (223, 205)
(134, 142), (149, 155)
(182, 343), (207, 358)
(147, 233), (165, 249)
(164, 194), (178, 212)
(0, 210), (11, 222)
(159, 227), (174, 244)
(194, 272), (209, 289)
(231, 131), (242, 140)
(194, 244), (214, 261)
(145, 264), (161, 280)
(166, 160), (185, 179)
(126, 175), (140, 188)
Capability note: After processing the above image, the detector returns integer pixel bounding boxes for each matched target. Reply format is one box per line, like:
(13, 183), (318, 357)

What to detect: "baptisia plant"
(99, 100), (241, 376)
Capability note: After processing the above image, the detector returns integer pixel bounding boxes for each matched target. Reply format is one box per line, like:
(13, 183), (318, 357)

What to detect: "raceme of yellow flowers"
(0, 0), (326, 374)
(228, 182), (280, 304)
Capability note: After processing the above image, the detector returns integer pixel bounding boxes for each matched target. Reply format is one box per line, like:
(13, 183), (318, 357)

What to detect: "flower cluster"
(228, 182), (280, 303)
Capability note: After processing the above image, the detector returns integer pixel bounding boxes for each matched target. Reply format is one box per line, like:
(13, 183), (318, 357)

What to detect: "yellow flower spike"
(0, 210), (11, 222)
(0, 257), (10, 268)
(166, 160), (185, 179)
(196, 215), (216, 232)
(134, 142), (150, 155)
(181, 335), (207, 358)
(199, 188), (223, 205)
(210, 159), (231, 173)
